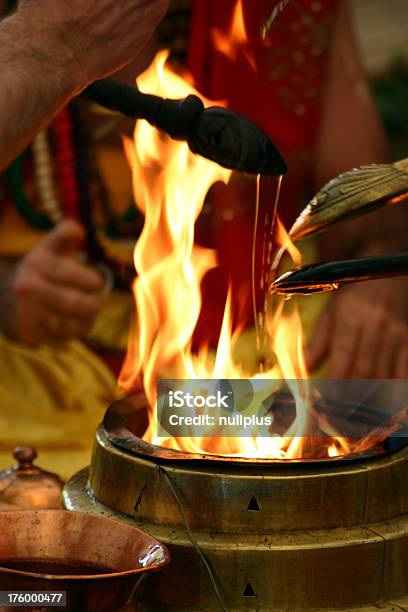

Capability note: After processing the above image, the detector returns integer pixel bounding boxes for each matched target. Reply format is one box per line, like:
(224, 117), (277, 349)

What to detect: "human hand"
(307, 281), (408, 379)
(1, 220), (106, 345)
(17, 0), (168, 87)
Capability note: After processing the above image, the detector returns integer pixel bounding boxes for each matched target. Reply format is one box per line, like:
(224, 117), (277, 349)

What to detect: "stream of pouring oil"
(252, 174), (284, 363)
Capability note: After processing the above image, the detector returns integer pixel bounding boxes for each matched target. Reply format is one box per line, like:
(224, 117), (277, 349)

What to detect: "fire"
(119, 51), (357, 460)
(211, 0), (256, 71)
(275, 217), (302, 267)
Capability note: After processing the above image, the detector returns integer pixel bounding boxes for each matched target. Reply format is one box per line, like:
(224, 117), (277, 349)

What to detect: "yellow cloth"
(0, 332), (117, 480)
(0, 290), (134, 481)
(88, 290), (133, 353)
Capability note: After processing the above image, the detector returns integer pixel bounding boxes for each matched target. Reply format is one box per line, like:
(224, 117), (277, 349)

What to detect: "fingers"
(9, 223), (107, 345)
(350, 312), (408, 379)
(14, 272), (101, 320)
(40, 220), (85, 255)
(317, 287), (408, 380)
(327, 315), (362, 379)
(317, 295), (363, 378)
(374, 324), (399, 379)
(350, 308), (386, 378)
(306, 307), (331, 371)
(396, 345), (408, 379)
(378, 321), (408, 379)
(24, 220), (106, 294)
(31, 251), (106, 294)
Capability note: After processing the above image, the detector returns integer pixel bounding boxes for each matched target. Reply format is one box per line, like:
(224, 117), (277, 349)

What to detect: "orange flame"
(119, 51), (357, 460)
(211, 0), (257, 71)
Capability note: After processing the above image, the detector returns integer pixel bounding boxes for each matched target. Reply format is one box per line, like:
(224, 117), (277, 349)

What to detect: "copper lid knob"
(13, 446), (38, 470)
(0, 446), (65, 511)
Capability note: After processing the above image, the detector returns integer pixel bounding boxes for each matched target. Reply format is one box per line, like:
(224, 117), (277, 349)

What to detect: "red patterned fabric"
(188, 0), (338, 152)
(188, 0), (340, 343)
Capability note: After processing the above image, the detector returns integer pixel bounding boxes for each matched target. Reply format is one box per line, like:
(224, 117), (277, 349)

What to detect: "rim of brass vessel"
(90, 420), (408, 532)
(104, 393), (400, 465)
(0, 510), (171, 612)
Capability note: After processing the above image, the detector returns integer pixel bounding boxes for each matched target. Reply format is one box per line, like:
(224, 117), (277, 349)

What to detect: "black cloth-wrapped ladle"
(81, 79), (287, 176)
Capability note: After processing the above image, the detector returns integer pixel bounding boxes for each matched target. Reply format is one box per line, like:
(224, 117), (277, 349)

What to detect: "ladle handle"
(81, 79), (204, 140)
(271, 251), (408, 295)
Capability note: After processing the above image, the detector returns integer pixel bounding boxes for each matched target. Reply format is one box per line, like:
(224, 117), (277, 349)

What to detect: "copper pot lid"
(0, 447), (64, 511)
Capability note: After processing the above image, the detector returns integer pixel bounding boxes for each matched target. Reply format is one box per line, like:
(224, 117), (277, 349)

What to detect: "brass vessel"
(0, 509), (170, 612)
(63, 396), (408, 611)
(0, 447), (64, 511)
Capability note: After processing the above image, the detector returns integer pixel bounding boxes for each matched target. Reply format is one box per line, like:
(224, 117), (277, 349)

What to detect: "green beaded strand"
(6, 155), (53, 231)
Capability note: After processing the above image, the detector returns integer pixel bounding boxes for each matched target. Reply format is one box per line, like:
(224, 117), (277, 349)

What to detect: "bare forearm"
(0, 0), (168, 171)
(0, 12), (81, 171)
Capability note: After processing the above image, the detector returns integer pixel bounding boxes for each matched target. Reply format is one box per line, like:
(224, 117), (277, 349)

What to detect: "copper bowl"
(0, 510), (171, 611)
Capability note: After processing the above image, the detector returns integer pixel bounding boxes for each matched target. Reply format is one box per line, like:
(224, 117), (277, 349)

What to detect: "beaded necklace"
(1, 0), (163, 282)
(4, 100), (141, 290)
(53, 106), (81, 221)
(6, 106), (86, 228)
(6, 154), (53, 231)
(69, 103), (106, 262)
(32, 131), (62, 224)
(5, 103), (122, 257)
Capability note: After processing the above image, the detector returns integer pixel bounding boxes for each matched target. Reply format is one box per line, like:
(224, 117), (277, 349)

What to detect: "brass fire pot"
(64, 396), (408, 611)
